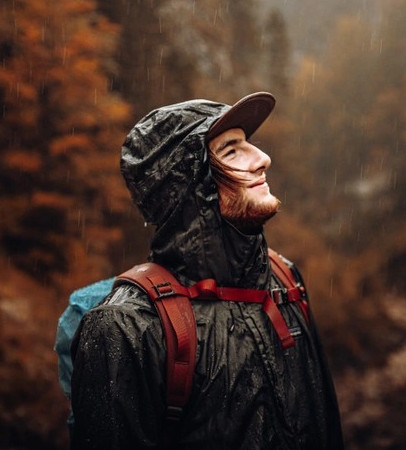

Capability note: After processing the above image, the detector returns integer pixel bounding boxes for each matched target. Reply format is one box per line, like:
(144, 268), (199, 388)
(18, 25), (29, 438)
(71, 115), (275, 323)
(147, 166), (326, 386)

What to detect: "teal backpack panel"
(54, 278), (115, 399)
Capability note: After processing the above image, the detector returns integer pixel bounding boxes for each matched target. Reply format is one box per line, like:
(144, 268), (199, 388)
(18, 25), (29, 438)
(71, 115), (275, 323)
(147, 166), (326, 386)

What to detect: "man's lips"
(249, 178), (268, 188)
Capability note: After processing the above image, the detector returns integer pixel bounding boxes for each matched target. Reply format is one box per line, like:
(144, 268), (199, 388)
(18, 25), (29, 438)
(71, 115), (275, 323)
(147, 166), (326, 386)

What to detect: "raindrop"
(392, 171), (397, 190)
(41, 23), (46, 43)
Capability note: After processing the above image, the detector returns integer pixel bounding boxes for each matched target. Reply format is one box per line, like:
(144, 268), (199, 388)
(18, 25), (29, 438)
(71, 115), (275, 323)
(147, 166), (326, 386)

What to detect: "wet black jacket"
(71, 99), (344, 449)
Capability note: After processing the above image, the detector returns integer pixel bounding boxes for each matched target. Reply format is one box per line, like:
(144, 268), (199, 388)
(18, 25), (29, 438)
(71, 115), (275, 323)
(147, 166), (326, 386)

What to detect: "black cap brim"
(207, 92), (276, 141)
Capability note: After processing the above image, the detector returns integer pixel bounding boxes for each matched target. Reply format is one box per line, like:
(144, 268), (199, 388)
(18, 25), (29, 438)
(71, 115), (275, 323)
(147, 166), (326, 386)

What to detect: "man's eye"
(223, 149), (236, 158)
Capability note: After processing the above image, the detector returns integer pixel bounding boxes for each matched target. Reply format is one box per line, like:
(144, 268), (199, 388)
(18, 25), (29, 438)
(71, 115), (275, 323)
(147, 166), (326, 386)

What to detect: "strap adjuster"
(271, 288), (287, 305)
(166, 405), (183, 421)
(153, 282), (175, 299)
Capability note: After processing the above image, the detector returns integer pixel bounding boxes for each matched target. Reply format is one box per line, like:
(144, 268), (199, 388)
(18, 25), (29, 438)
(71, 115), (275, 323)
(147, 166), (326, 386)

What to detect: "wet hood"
(121, 99), (271, 288)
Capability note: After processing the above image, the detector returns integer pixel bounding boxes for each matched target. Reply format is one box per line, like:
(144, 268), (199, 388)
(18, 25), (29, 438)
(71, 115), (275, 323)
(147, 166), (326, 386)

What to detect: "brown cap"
(207, 92), (276, 141)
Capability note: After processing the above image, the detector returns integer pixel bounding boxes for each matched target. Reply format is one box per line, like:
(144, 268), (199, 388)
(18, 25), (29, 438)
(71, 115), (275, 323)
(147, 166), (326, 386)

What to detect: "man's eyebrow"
(215, 138), (242, 154)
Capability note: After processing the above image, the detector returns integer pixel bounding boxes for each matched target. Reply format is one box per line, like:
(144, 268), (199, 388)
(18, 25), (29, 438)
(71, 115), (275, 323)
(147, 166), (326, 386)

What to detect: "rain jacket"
(70, 99), (344, 449)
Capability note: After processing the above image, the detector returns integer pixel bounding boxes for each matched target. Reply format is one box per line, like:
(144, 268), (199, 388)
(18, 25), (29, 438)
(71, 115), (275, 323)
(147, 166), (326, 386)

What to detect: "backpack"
(55, 249), (309, 429)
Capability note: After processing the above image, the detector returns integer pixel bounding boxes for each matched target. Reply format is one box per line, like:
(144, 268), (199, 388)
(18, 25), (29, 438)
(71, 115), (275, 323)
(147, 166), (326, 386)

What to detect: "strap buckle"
(153, 282), (175, 299)
(270, 288), (287, 305)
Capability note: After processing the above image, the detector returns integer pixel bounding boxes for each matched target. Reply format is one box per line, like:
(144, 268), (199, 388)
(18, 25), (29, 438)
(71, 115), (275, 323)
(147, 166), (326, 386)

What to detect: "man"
(71, 92), (344, 449)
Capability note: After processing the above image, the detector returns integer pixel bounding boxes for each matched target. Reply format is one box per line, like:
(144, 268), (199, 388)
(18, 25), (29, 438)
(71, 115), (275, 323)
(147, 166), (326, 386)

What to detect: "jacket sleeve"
(70, 286), (167, 449)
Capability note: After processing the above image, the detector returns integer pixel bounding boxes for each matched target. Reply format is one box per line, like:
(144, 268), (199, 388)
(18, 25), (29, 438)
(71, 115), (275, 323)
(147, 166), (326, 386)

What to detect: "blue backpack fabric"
(54, 277), (115, 399)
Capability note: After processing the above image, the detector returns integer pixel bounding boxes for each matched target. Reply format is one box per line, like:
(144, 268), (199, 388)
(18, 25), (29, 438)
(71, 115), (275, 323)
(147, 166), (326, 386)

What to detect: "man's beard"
(219, 189), (281, 233)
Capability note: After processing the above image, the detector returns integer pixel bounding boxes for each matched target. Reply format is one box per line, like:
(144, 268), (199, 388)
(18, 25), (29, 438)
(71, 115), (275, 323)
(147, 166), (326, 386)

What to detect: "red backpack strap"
(268, 248), (309, 324)
(187, 281), (295, 349)
(113, 263), (197, 428)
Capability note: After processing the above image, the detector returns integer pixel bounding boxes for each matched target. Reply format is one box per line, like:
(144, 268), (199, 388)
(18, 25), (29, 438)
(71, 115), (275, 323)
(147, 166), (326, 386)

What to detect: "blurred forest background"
(1, 0), (405, 448)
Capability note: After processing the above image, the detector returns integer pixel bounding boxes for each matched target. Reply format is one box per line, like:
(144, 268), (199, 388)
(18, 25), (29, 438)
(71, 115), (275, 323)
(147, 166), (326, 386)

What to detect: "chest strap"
(138, 273), (306, 350)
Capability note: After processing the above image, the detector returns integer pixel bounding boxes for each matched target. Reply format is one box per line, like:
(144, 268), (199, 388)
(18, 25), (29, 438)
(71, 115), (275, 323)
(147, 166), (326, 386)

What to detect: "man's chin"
(224, 200), (281, 233)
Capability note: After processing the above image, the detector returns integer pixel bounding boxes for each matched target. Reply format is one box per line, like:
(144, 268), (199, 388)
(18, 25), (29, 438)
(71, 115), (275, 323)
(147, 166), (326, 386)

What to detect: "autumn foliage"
(0, 0), (132, 291)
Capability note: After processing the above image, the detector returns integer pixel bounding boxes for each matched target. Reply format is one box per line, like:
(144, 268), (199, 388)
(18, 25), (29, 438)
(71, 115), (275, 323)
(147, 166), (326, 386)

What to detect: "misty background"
(1, 0), (405, 448)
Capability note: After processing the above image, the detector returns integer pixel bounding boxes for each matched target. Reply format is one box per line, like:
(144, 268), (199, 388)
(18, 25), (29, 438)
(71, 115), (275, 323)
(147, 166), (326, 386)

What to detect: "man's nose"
(248, 144), (271, 173)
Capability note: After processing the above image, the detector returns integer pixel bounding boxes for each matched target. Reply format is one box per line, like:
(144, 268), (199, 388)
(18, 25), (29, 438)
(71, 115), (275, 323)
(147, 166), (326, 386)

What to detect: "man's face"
(208, 127), (280, 231)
